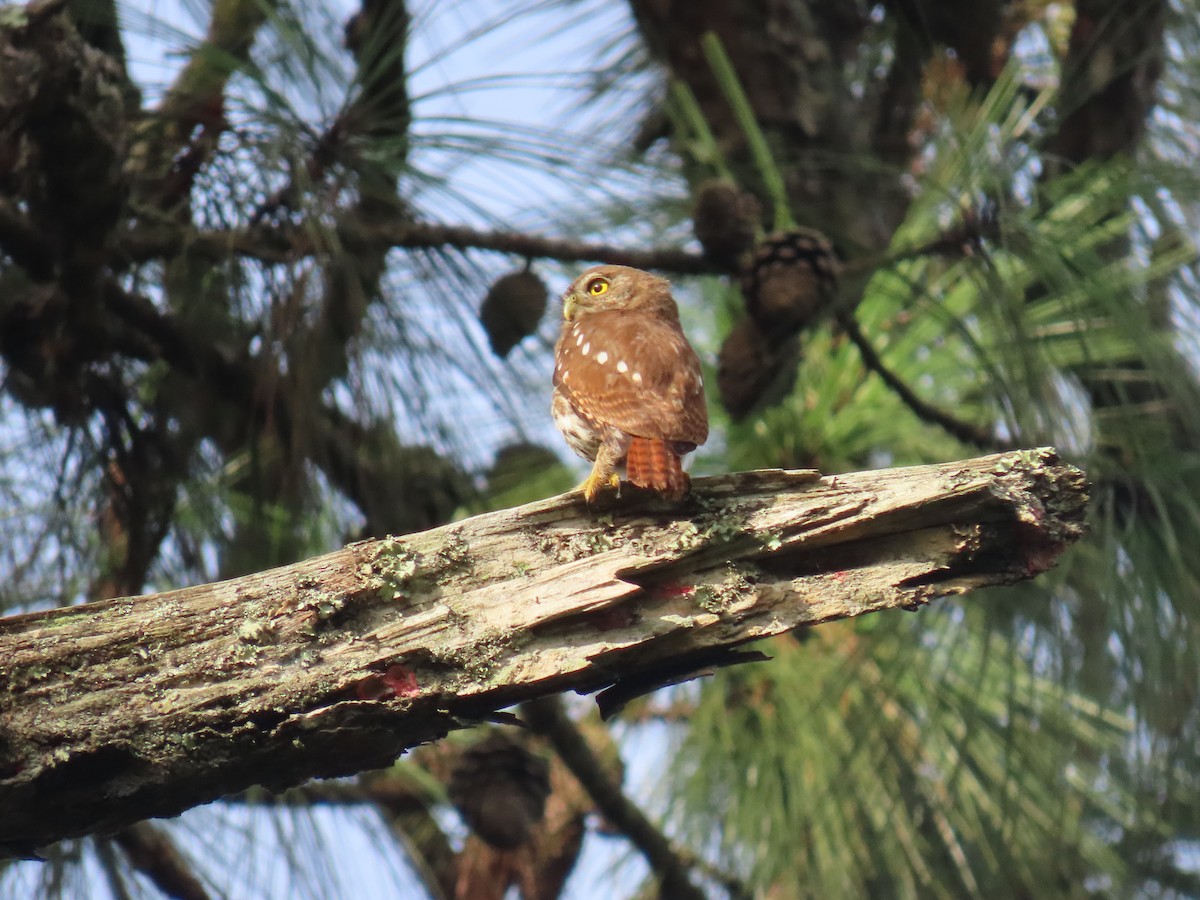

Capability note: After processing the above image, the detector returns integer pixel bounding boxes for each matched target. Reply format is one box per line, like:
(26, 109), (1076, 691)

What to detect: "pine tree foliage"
(1, 0), (1199, 897)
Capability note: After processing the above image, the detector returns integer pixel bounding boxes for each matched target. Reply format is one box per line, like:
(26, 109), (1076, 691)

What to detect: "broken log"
(0, 448), (1087, 852)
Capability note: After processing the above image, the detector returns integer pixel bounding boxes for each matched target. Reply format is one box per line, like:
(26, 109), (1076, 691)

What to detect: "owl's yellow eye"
(586, 278), (609, 296)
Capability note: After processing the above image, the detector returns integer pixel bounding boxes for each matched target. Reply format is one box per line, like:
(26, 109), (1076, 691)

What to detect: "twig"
(116, 218), (722, 274)
(236, 777), (458, 899)
(100, 278), (466, 536)
(112, 822), (211, 900)
(837, 311), (1003, 450)
(116, 196), (994, 286)
(128, 0), (274, 208)
(521, 698), (713, 900)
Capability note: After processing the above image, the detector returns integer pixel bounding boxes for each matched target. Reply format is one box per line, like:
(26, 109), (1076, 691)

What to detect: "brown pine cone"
(479, 270), (548, 358)
(692, 179), (761, 267)
(448, 732), (551, 849)
(717, 318), (799, 422)
(740, 228), (840, 334)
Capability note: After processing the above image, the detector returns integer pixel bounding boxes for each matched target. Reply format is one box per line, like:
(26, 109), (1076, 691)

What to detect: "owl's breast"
(551, 388), (601, 462)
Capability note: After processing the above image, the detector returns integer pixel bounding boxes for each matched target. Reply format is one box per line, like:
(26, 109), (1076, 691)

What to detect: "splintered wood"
(0, 449), (1086, 851)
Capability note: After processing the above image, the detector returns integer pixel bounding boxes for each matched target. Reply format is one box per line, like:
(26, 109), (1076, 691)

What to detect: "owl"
(552, 265), (709, 502)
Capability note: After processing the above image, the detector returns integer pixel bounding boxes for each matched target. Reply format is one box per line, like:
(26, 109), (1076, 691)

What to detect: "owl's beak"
(562, 292), (577, 320)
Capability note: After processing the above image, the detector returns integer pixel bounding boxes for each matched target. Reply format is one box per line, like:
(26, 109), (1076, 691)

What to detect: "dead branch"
(522, 696), (712, 900)
(116, 217), (724, 274)
(0, 448), (1086, 854)
(111, 822), (211, 900)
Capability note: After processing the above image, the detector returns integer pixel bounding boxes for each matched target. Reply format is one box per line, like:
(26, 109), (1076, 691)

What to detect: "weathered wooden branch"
(0, 449), (1086, 854)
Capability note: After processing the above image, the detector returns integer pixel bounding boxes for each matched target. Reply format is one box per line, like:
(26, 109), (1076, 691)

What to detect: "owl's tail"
(626, 436), (690, 500)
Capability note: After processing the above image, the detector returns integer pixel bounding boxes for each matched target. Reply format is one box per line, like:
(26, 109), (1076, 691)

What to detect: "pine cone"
(717, 319), (799, 422)
(448, 732), (551, 849)
(740, 228), (840, 333)
(479, 270), (548, 358)
(692, 179), (761, 266)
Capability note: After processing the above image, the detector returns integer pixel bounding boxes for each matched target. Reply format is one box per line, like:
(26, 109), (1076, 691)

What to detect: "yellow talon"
(580, 474), (601, 503)
(579, 447), (623, 504)
(579, 471), (622, 503)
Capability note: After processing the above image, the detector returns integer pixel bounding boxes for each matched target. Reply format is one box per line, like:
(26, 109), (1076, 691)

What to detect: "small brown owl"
(552, 265), (709, 501)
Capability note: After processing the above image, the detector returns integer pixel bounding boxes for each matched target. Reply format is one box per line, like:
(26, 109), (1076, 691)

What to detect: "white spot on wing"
(582, 343), (590, 355)
(617, 360), (628, 373)
(575, 332), (584, 347)
(596, 351), (609, 364)
(632, 372), (643, 385)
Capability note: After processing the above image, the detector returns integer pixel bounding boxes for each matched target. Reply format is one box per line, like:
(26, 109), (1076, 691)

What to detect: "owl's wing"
(553, 311), (709, 446)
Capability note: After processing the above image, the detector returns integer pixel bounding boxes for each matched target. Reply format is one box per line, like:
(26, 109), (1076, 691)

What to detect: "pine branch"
(523, 696), (733, 900)
(242, 776), (459, 899)
(126, 0), (277, 209)
(838, 311), (1003, 450)
(117, 218), (722, 274)
(109, 201), (990, 294)
(99, 280), (469, 536)
(111, 822), (211, 900)
(0, 449), (1086, 853)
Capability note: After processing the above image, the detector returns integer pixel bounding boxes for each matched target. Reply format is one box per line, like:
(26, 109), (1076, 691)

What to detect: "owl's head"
(561, 265), (678, 322)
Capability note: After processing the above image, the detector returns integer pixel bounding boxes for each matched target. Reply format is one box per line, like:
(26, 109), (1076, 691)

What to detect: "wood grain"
(0, 448), (1086, 851)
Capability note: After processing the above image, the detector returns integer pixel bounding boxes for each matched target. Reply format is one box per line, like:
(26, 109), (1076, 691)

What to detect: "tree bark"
(0, 448), (1086, 853)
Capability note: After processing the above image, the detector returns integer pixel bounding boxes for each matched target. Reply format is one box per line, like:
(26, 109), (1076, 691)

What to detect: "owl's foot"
(580, 471), (621, 503)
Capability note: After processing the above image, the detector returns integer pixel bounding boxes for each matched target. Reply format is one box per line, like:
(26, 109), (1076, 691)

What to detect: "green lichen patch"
(7, 663), (52, 693)
(433, 529), (472, 573)
(424, 625), (525, 689)
(236, 620), (277, 645)
(532, 526), (616, 562)
(571, 530), (615, 557)
(663, 506), (756, 556)
(292, 578), (357, 636)
(694, 564), (756, 614)
(699, 510), (746, 543)
(668, 521), (703, 553)
(369, 536), (423, 601)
